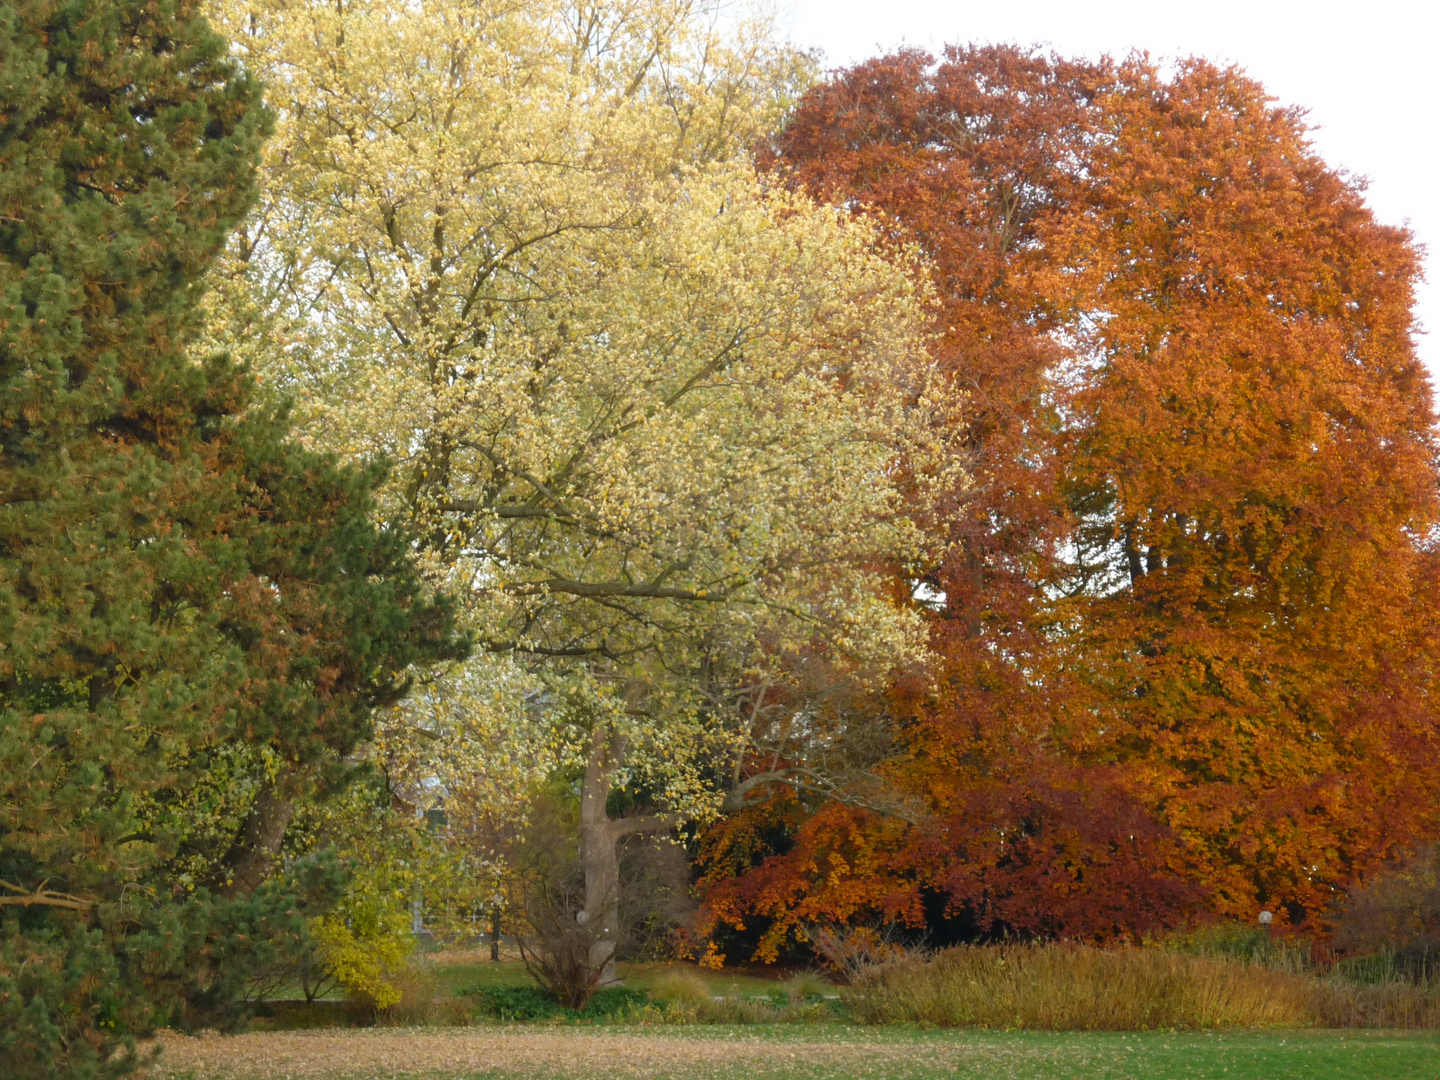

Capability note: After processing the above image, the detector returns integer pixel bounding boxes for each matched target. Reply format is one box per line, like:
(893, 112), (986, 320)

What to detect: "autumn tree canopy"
(209, 0), (959, 988)
(702, 46), (1440, 954)
(10, 0), (1437, 1041)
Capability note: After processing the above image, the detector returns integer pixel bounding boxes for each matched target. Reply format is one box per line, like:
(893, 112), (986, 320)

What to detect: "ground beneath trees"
(148, 1025), (1440, 1080)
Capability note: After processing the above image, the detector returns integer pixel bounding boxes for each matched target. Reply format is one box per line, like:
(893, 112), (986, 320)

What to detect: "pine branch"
(0, 878), (94, 912)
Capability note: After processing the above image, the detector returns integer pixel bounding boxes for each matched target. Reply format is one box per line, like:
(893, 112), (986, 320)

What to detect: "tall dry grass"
(842, 944), (1438, 1030)
(1310, 979), (1440, 1028)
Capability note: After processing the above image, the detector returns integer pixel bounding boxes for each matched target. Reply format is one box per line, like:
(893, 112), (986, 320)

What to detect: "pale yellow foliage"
(206, 0), (962, 825)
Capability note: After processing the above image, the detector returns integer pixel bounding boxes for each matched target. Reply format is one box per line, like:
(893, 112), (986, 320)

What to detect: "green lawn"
(424, 958), (803, 998)
(267, 956), (797, 1001)
(250, 957), (813, 1030)
(873, 1028), (1440, 1080)
(155, 1025), (1440, 1080)
(460, 1028), (1440, 1080)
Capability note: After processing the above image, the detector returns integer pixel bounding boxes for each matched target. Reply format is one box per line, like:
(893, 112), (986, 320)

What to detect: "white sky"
(781, 0), (1440, 381)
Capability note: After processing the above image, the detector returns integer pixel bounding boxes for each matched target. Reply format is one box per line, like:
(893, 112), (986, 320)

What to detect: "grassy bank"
(247, 939), (1440, 1033)
(250, 962), (839, 1029)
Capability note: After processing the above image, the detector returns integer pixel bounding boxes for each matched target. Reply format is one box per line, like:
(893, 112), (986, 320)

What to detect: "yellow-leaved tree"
(207, 0), (960, 990)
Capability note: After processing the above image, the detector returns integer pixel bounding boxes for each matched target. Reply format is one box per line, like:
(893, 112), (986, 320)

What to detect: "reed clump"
(1310, 979), (1440, 1028)
(843, 944), (1315, 1030)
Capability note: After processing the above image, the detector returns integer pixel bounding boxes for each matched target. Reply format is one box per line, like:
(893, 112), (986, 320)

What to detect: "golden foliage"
(310, 910), (413, 1010)
(206, 0), (960, 827)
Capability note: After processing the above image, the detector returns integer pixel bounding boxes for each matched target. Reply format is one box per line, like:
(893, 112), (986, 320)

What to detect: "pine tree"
(0, 2), (464, 1075)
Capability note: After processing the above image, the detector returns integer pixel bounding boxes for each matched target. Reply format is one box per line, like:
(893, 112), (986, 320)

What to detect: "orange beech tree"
(1050, 58), (1440, 924)
(699, 47), (1440, 956)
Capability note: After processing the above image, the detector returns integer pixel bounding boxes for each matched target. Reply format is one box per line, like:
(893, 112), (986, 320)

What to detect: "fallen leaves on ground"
(146, 1027), (973, 1079)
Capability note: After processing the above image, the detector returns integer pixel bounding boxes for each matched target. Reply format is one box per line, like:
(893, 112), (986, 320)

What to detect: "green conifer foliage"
(0, 2), (465, 1074)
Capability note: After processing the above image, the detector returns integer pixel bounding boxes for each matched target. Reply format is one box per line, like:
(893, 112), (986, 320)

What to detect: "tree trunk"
(577, 724), (684, 987)
(579, 726), (623, 985)
(220, 782), (295, 899)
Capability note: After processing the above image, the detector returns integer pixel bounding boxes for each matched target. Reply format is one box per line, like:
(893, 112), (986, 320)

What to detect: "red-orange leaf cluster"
(701, 47), (1440, 954)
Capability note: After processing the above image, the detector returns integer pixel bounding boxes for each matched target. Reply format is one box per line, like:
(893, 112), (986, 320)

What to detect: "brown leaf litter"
(145, 1027), (974, 1079)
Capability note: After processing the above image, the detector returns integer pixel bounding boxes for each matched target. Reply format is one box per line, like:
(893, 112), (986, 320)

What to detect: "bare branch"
(608, 812), (684, 840)
(719, 770), (794, 813)
(436, 499), (560, 519)
(506, 577), (738, 602)
(720, 770), (921, 825)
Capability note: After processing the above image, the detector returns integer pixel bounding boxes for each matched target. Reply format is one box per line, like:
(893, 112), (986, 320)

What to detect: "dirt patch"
(146, 1027), (966, 1079)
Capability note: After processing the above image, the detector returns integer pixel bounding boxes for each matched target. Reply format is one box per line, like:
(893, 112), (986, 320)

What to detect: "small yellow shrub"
(310, 905), (414, 1010)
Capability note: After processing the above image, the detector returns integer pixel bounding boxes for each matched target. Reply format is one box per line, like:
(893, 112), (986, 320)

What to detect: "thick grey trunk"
(579, 727), (622, 985)
(578, 725), (684, 987)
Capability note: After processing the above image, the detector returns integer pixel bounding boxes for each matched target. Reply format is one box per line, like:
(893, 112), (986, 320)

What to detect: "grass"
(149, 1024), (1440, 1079)
(254, 941), (1440, 1034)
(846, 944), (1440, 1030)
(176, 944), (1440, 1078)
(419, 956), (796, 999)
(845, 945), (1311, 1029)
(250, 955), (832, 1030)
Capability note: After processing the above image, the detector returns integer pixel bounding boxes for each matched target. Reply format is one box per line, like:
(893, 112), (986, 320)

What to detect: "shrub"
(803, 923), (909, 983)
(458, 984), (647, 1021)
(1333, 846), (1440, 966)
(780, 971), (832, 1005)
(628, 972), (836, 1026)
(311, 904), (415, 1011)
(1332, 947), (1440, 987)
(498, 794), (610, 1011)
(459, 986), (566, 1022)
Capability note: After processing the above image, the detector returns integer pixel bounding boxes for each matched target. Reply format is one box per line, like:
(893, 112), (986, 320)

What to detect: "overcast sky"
(781, 0), (1440, 381)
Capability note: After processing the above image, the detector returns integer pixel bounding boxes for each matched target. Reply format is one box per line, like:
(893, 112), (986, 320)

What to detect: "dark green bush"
(458, 984), (648, 1021)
